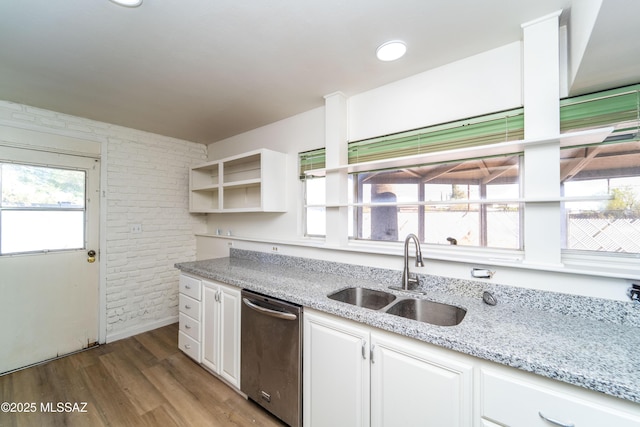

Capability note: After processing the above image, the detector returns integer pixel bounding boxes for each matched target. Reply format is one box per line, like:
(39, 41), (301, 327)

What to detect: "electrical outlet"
(131, 224), (142, 233)
(272, 246), (279, 252)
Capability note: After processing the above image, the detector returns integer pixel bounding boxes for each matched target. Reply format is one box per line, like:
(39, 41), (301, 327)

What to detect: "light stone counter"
(175, 249), (640, 404)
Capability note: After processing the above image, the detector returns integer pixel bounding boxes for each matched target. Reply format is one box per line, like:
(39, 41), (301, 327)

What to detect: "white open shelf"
(189, 149), (287, 213)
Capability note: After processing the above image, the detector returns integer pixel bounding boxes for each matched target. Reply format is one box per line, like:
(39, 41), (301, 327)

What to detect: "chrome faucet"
(401, 233), (424, 290)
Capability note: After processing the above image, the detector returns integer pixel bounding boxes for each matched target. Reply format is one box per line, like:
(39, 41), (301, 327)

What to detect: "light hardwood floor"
(0, 323), (286, 427)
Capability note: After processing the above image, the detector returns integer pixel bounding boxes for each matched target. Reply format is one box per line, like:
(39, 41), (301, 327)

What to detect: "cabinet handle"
(185, 285), (191, 290)
(185, 324), (191, 329)
(184, 344), (191, 349)
(370, 345), (376, 363)
(538, 412), (574, 427)
(184, 304), (191, 309)
(362, 341), (367, 360)
(242, 298), (298, 320)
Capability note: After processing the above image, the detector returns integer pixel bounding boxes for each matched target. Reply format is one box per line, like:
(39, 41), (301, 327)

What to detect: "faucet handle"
(407, 274), (420, 289)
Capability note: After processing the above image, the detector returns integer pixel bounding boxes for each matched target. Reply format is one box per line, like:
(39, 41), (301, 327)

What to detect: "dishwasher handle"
(242, 297), (298, 321)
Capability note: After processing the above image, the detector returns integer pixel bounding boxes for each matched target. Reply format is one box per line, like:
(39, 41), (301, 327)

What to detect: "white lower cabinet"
(201, 279), (241, 389)
(370, 331), (473, 427)
(178, 274), (241, 390)
(303, 309), (473, 427)
(304, 309), (371, 427)
(479, 366), (640, 427)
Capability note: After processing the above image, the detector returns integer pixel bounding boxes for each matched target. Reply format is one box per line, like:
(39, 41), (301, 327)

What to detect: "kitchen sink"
(327, 287), (397, 310)
(384, 298), (466, 326)
(327, 287), (466, 327)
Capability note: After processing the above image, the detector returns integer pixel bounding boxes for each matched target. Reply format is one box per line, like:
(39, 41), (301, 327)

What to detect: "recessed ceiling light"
(109, 0), (143, 7)
(376, 41), (407, 62)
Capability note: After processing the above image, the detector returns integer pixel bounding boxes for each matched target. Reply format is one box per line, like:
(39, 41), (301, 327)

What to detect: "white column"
(522, 10), (563, 267)
(324, 92), (349, 247)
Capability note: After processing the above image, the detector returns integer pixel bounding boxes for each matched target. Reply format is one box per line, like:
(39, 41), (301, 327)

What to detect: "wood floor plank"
(138, 404), (186, 427)
(161, 353), (240, 404)
(99, 348), (168, 416)
(79, 359), (142, 426)
(143, 362), (232, 426)
(0, 324), (283, 427)
(160, 353), (286, 426)
(132, 324), (179, 361)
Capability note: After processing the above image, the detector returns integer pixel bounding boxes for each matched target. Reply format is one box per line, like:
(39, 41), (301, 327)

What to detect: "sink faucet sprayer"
(402, 233), (424, 290)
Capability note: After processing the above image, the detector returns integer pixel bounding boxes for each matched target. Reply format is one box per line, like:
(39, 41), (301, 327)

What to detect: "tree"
(606, 186), (639, 213)
(451, 184), (466, 199)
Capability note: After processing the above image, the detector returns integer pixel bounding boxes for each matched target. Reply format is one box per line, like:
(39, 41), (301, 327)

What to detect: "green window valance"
(299, 148), (326, 178)
(560, 83), (640, 143)
(347, 108), (524, 165)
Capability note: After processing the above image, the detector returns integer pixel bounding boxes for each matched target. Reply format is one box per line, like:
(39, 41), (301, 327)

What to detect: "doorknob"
(87, 250), (96, 263)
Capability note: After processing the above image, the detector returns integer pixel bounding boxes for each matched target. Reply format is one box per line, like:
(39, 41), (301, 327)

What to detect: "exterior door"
(0, 145), (100, 374)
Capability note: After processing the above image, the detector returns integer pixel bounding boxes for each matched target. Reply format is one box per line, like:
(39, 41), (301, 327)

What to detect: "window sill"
(196, 233), (639, 280)
(304, 195), (612, 209)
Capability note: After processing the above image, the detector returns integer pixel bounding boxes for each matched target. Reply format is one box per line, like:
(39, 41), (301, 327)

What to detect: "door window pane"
(1, 211), (85, 253)
(0, 163), (86, 255)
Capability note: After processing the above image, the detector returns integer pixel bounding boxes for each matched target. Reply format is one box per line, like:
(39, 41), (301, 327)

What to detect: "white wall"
(202, 40), (634, 302)
(348, 42), (523, 142)
(0, 100), (207, 342)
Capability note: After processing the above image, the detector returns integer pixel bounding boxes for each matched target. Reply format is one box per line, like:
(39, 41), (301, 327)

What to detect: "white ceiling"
(0, 0), (638, 144)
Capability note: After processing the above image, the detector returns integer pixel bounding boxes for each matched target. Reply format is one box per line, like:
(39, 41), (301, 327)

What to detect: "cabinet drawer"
(179, 312), (201, 341)
(179, 275), (201, 300)
(481, 369), (640, 427)
(179, 294), (201, 321)
(178, 331), (201, 362)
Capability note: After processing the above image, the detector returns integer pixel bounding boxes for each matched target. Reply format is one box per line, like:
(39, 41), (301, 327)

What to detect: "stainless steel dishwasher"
(241, 289), (302, 427)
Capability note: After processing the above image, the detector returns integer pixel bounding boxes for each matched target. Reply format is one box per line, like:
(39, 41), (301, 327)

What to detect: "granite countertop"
(175, 249), (640, 404)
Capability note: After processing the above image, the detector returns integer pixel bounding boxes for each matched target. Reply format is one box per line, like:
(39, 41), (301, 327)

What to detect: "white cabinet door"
(201, 282), (221, 374)
(370, 331), (473, 427)
(201, 280), (241, 389)
(218, 285), (241, 388)
(303, 311), (370, 427)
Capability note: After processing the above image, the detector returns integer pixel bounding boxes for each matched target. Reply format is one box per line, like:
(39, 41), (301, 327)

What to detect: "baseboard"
(106, 315), (178, 343)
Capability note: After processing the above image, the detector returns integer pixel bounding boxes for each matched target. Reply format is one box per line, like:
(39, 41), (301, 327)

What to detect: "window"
(0, 163), (86, 255)
(353, 154), (521, 249)
(301, 108), (525, 249)
(560, 85), (640, 254)
(561, 140), (640, 253)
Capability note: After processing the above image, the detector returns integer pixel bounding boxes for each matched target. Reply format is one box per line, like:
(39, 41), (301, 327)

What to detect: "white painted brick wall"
(0, 100), (207, 340)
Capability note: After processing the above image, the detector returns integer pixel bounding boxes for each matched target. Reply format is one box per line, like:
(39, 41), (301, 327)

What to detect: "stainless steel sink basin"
(384, 298), (466, 326)
(328, 287), (397, 310)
